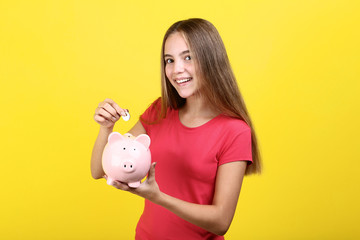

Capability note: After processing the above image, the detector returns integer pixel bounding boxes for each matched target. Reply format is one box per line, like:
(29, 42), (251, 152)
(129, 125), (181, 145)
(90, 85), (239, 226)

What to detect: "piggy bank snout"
(121, 160), (136, 173)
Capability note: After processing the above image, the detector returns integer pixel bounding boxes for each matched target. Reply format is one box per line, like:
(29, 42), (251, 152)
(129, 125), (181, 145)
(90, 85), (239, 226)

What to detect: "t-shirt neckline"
(174, 109), (222, 131)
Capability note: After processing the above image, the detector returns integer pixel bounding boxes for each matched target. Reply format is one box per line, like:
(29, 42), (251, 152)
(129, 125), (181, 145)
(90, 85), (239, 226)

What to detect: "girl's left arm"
(111, 160), (247, 236)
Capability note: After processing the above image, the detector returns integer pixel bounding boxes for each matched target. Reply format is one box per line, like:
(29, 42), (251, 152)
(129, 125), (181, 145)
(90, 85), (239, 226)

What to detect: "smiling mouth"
(175, 77), (192, 84)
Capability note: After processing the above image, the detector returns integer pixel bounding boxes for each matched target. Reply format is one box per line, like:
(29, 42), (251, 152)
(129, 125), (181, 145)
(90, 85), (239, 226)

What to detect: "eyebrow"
(164, 50), (190, 58)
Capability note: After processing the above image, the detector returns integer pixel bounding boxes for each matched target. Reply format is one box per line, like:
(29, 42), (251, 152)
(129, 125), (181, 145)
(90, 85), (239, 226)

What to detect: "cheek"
(165, 65), (171, 79)
(164, 66), (175, 87)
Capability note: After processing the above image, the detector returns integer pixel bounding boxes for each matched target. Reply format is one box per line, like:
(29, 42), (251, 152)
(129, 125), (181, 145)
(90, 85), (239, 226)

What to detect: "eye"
(123, 147), (126, 150)
(165, 58), (173, 64)
(185, 55), (191, 61)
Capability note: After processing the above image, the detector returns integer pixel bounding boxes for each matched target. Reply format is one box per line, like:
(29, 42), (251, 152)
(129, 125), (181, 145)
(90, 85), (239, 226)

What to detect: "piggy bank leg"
(106, 178), (115, 186)
(128, 181), (141, 188)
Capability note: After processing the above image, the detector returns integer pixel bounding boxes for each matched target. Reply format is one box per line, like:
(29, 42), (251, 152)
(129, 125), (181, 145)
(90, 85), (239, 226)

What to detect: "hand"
(110, 162), (161, 202)
(94, 98), (128, 128)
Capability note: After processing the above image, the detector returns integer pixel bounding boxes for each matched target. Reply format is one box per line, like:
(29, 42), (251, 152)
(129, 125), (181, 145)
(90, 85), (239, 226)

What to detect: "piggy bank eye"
(123, 147), (126, 150)
(133, 148), (136, 151)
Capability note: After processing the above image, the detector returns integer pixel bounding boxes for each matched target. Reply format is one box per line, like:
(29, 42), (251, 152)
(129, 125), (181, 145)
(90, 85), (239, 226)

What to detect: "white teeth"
(176, 78), (191, 84)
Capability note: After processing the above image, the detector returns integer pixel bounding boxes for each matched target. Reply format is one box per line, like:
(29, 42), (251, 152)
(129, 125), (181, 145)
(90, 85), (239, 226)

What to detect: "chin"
(178, 92), (195, 99)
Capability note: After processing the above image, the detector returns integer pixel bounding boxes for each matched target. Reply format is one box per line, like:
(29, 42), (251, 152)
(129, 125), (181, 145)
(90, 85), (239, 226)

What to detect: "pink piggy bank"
(102, 132), (151, 188)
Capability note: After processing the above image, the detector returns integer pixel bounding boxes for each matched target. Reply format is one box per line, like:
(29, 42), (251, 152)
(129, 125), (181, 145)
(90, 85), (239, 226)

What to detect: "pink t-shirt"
(136, 99), (252, 240)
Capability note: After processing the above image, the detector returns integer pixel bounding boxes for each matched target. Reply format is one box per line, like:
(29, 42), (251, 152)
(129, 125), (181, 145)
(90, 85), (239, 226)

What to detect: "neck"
(178, 95), (220, 128)
(181, 94), (218, 118)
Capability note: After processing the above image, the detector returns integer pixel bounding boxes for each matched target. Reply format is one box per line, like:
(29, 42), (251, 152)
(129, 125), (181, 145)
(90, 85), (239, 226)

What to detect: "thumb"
(148, 162), (157, 180)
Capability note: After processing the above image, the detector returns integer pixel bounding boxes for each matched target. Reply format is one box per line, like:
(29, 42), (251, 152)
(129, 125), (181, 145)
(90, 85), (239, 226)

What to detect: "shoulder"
(147, 97), (162, 112)
(215, 116), (253, 163)
(214, 116), (252, 151)
(140, 97), (174, 126)
(216, 115), (251, 135)
(140, 98), (160, 125)
(209, 115), (252, 148)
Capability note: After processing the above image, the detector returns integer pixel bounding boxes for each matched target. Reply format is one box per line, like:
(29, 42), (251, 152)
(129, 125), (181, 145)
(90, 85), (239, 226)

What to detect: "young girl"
(91, 18), (261, 239)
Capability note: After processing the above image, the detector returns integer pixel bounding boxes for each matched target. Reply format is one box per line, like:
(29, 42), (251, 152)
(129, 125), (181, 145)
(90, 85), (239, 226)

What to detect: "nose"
(174, 60), (184, 74)
(121, 160), (135, 173)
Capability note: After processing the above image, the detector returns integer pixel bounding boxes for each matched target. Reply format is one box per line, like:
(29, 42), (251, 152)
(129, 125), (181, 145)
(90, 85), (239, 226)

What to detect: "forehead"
(164, 32), (190, 54)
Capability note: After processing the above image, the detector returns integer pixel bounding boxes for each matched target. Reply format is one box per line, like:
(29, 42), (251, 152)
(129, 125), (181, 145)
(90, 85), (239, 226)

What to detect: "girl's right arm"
(90, 98), (147, 179)
(91, 126), (114, 179)
(91, 98), (126, 179)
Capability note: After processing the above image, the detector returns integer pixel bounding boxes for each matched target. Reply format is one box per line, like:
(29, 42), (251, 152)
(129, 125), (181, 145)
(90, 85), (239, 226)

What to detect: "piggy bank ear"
(108, 132), (125, 144)
(135, 134), (151, 149)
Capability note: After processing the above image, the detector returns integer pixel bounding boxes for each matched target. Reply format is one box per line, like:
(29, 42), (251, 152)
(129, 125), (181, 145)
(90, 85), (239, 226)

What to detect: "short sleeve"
(218, 127), (252, 166)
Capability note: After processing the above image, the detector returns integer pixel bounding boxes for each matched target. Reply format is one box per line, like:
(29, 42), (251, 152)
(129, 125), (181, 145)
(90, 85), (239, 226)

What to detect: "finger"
(97, 108), (117, 122)
(147, 162), (157, 181)
(103, 98), (116, 105)
(99, 99), (128, 117)
(94, 114), (108, 123)
(112, 180), (131, 191)
(94, 113), (114, 125)
(101, 99), (125, 117)
(111, 102), (127, 117)
(102, 103), (119, 119)
(101, 98), (117, 107)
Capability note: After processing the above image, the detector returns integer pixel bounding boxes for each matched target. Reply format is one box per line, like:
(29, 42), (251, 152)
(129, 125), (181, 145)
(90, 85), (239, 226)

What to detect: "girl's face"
(164, 32), (200, 99)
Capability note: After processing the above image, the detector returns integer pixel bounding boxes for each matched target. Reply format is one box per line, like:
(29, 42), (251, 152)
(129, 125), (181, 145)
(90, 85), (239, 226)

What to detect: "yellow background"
(1, 0), (359, 239)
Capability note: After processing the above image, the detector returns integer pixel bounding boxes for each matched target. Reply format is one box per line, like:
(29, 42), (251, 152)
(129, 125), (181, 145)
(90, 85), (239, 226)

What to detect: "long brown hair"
(156, 18), (261, 175)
